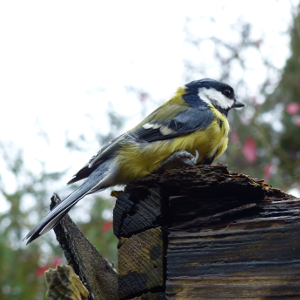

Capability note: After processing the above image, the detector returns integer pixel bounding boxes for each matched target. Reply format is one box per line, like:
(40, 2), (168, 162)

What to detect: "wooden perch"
(46, 163), (300, 299)
(114, 163), (300, 299)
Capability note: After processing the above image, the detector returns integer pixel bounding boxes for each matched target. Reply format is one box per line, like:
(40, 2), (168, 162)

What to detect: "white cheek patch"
(198, 88), (234, 109)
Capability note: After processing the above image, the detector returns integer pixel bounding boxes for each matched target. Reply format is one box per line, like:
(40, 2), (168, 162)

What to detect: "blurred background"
(1, 0), (300, 299)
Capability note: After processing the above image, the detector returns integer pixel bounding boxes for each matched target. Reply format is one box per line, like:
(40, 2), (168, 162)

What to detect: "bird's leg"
(158, 150), (199, 172)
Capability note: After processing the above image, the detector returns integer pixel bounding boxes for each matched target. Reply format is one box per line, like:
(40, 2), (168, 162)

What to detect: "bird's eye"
(223, 89), (232, 98)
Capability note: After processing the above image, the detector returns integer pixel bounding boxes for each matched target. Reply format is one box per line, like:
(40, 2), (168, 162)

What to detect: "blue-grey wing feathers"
(135, 106), (214, 142)
(67, 135), (124, 185)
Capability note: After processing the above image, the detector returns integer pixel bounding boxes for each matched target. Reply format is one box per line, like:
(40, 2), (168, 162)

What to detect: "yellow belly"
(115, 113), (229, 183)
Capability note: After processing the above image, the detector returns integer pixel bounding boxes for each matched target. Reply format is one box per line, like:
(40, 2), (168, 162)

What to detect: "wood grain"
(118, 227), (164, 300)
(51, 194), (118, 300)
(117, 164), (300, 299)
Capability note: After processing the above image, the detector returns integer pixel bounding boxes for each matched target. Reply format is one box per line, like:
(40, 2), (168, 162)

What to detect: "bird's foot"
(158, 150), (199, 171)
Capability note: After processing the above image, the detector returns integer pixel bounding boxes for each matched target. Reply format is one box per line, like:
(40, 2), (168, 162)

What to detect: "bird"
(24, 78), (245, 244)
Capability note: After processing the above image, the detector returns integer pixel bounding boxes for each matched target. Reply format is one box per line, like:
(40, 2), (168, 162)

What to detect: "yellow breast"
(116, 106), (229, 183)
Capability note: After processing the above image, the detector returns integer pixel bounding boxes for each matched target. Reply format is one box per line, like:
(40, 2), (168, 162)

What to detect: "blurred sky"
(0, 0), (298, 199)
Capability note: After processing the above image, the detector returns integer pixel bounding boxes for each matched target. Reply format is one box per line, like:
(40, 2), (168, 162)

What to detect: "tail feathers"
(24, 160), (115, 244)
(24, 186), (91, 244)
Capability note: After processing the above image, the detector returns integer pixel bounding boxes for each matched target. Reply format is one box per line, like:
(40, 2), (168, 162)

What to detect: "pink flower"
(35, 265), (50, 277)
(286, 103), (300, 115)
(264, 164), (273, 181)
(101, 221), (113, 232)
(242, 138), (257, 163)
(35, 256), (64, 277)
(139, 92), (148, 102)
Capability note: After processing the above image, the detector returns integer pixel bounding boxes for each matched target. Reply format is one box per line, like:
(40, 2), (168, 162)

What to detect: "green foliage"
(0, 144), (117, 299)
(0, 236), (48, 300)
(271, 15), (300, 179)
(0, 146), (60, 299)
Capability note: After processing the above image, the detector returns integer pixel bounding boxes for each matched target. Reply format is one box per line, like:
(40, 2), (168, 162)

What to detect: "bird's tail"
(24, 160), (117, 244)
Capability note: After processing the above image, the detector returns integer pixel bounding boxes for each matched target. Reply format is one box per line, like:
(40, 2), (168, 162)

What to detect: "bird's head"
(183, 78), (245, 115)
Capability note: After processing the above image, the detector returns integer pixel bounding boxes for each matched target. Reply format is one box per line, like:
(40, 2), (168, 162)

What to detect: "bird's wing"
(68, 104), (214, 184)
(134, 105), (214, 142)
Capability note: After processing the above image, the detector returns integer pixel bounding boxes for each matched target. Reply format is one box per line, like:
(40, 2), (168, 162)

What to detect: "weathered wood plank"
(118, 227), (164, 300)
(51, 194), (118, 300)
(113, 188), (166, 239)
(131, 292), (166, 299)
(167, 275), (300, 300)
(115, 163), (300, 299)
(45, 265), (89, 300)
(163, 165), (300, 299)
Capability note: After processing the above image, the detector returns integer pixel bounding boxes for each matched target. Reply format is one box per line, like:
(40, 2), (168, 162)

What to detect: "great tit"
(25, 78), (245, 244)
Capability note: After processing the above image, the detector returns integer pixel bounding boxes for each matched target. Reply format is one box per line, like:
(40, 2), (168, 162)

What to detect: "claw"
(158, 149), (200, 172)
(193, 149), (199, 164)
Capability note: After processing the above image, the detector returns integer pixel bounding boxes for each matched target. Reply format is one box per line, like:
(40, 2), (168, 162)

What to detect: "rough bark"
(45, 265), (89, 300)
(114, 163), (300, 299)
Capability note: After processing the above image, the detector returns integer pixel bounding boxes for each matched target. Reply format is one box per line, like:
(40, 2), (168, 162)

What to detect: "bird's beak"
(232, 98), (246, 108)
